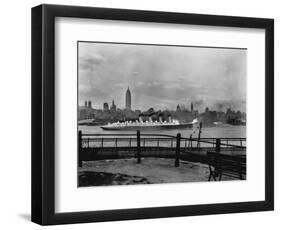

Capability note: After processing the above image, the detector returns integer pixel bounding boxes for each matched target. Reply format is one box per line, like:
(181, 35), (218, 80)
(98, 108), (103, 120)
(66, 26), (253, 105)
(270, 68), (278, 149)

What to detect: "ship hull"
(101, 123), (193, 131)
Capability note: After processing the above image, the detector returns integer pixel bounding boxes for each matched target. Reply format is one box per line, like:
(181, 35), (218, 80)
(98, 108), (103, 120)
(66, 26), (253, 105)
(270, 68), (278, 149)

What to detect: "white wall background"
(0, 0), (279, 229)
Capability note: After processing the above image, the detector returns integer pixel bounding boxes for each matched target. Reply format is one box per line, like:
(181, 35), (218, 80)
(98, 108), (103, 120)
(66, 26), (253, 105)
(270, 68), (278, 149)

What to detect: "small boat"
(101, 118), (198, 131)
(213, 121), (223, 126)
(78, 119), (95, 125)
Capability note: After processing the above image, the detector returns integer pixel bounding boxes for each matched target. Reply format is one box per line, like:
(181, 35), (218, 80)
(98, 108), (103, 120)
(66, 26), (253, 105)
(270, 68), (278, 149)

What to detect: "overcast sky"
(78, 42), (246, 112)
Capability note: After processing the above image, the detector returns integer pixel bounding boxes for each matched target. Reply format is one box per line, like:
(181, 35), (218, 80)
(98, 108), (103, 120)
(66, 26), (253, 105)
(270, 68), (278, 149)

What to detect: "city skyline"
(78, 42), (246, 112)
(80, 87), (245, 114)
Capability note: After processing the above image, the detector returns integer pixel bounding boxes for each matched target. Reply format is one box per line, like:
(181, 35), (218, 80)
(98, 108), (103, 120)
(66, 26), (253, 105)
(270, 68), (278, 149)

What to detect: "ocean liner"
(101, 118), (198, 131)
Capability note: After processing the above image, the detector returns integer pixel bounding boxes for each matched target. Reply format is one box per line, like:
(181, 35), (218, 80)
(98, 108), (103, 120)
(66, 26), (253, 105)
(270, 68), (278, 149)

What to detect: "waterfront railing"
(79, 132), (246, 149)
(78, 130), (246, 167)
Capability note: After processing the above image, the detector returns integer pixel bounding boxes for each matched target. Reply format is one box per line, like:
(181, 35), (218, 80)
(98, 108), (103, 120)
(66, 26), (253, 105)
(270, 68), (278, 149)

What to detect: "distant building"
(78, 108), (95, 120)
(83, 100), (92, 108)
(191, 102), (194, 113)
(88, 100), (92, 109)
(176, 104), (181, 111)
(125, 86), (131, 110)
(110, 99), (116, 111)
(78, 101), (95, 120)
(205, 107), (209, 113)
(103, 102), (109, 111)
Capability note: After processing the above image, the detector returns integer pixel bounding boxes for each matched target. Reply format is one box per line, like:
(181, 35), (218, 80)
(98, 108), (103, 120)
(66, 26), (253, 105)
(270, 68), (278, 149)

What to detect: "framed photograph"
(31, 4), (274, 225)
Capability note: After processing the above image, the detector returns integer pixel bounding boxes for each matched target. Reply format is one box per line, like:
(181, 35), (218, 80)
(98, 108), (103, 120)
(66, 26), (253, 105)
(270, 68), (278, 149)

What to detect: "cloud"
(78, 42), (246, 112)
(79, 53), (106, 72)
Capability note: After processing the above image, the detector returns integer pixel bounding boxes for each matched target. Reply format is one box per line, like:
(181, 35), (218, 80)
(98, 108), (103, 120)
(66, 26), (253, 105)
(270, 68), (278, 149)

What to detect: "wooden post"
(78, 131), (82, 167)
(215, 138), (221, 152)
(137, 130), (141, 163)
(175, 133), (181, 167)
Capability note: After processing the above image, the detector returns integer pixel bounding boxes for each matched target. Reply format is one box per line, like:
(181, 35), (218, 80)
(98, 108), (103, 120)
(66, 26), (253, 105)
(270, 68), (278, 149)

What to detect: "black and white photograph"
(77, 41), (247, 187)
(29, 3), (274, 226)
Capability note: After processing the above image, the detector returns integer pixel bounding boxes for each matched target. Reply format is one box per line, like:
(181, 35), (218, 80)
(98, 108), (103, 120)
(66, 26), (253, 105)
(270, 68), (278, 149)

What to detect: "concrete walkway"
(79, 158), (212, 185)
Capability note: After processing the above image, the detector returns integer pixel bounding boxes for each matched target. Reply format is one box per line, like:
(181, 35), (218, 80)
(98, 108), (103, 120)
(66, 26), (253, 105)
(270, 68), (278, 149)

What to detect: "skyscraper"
(111, 99), (116, 111)
(88, 100), (92, 109)
(125, 86), (131, 110)
(103, 102), (109, 111)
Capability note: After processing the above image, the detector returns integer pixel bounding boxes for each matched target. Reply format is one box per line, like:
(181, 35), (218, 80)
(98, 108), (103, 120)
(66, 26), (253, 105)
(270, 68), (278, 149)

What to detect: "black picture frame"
(31, 4), (274, 225)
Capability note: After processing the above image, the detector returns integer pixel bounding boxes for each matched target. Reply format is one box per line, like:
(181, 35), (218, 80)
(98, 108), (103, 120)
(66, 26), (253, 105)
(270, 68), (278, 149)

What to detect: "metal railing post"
(175, 133), (181, 167)
(137, 130), (141, 163)
(78, 131), (82, 167)
(215, 138), (221, 152)
(197, 122), (202, 148)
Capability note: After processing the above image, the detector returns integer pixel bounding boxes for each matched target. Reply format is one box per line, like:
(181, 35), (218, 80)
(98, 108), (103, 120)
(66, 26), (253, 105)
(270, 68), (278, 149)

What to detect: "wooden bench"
(207, 151), (246, 181)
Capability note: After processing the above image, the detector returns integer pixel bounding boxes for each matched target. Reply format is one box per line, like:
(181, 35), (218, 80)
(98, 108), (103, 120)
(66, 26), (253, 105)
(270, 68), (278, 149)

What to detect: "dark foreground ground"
(79, 171), (150, 186)
(78, 158), (238, 187)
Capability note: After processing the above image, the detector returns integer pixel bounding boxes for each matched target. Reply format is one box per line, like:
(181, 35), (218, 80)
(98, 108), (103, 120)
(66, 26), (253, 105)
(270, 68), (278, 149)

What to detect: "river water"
(79, 124), (246, 139)
(79, 124), (246, 150)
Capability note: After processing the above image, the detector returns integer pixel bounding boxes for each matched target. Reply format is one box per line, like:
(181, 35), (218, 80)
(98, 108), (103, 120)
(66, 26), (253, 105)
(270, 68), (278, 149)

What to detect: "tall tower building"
(111, 99), (116, 111)
(125, 86), (131, 110)
(103, 102), (109, 111)
(191, 102), (194, 113)
(88, 100), (92, 109)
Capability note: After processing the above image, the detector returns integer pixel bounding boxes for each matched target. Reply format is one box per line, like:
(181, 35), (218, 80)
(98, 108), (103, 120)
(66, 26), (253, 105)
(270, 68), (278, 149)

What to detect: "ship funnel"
(168, 116), (172, 123)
